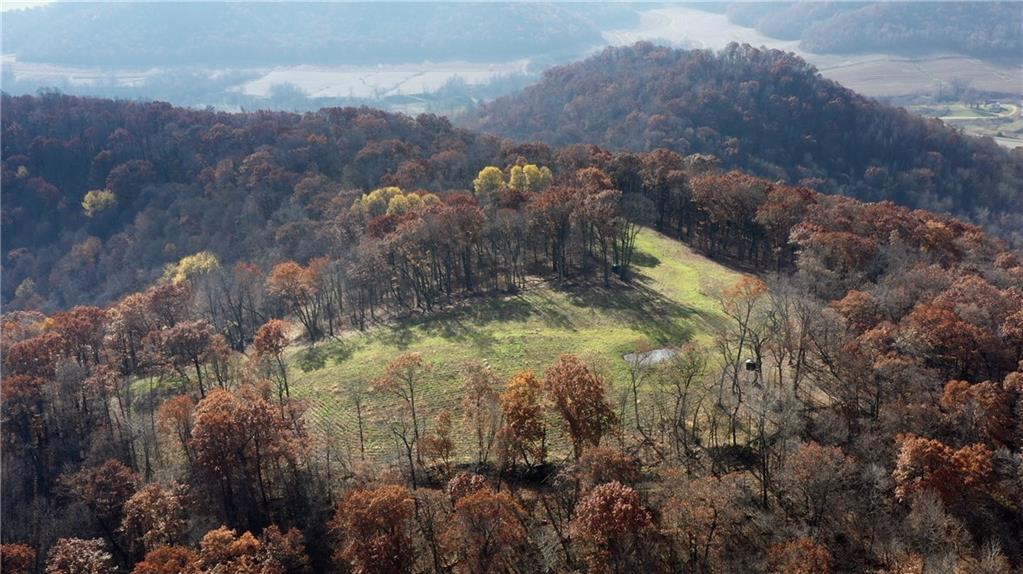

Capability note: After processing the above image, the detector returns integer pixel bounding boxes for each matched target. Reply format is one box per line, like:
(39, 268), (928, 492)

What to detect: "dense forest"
(3, 98), (1023, 570)
(724, 2), (1022, 59)
(0, 92), (515, 310)
(8, 41), (1023, 313)
(467, 42), (1023, 242)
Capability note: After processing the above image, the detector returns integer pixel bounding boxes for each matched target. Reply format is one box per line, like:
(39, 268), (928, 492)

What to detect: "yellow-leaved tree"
(472, 166), (506, 206)
(82, 189), (117, 217)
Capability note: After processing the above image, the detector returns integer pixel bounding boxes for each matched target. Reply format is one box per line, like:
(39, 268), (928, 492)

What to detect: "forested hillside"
(724, 2), (1022, 59)
(467, 43), (1023, 241)
(0, 93), (512, 310)
(4, 98), (1023, 570)
(5, 1), (1023, 568)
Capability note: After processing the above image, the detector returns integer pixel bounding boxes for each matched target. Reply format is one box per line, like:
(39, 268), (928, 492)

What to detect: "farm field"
(908, 100), (1023, 148)
(238, 60), (532, 99)
(814, 55), (1022, 99)
(287, 228), (743, 459)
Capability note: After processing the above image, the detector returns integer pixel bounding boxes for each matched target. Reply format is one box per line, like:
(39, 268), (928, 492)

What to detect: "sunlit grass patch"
(289, 228), (742, 457)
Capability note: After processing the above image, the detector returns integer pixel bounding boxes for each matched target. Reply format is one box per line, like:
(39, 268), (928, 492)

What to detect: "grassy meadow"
(287, 228), (743, 458)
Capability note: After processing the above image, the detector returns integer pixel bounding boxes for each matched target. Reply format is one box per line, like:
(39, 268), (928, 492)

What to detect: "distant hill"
(465, 42), (1023, 241)
(725, 1), (1022, 59)
(1, 2), (635, 66)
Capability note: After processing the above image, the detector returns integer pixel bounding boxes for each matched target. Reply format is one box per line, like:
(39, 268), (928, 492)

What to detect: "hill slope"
(6, 95), (1022, 571)
(465, 43), (1023, 241)
(725, 2), (1022, 59)
(0, 93), (505, 309)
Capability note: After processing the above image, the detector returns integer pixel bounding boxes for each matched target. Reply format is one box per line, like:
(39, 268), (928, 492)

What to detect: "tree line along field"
(290, 227), (741, 458)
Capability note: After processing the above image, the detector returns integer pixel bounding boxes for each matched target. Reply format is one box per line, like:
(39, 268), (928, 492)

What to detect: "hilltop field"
(287, 228), (742, 457)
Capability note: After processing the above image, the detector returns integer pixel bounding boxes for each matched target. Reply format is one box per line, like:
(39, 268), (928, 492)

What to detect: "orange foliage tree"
(62, 459), (140, 537)
(120, 482), (190, 553)
(767, 538), (832, 574)
(498, 370), (547, 469)
(253, 319), (291, 404)
(569, 481), (653, 573)
(0, 544), (37, 574)
(544, 355), (617, 460)
(189, 387), (302, 525)
(442, 487), (527, 574)
(197, 524), (308, 573)
(331, 485), (415, 574)
(892, 434), (994, 504)
(130, 546), (200, 574)
(267, 261), (322, 341)
(939, 380), (1015, 446)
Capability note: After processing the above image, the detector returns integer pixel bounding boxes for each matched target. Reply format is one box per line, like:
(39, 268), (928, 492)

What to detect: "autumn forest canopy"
(468, 43), (1023, 242)
(3, 38), (1023, 574)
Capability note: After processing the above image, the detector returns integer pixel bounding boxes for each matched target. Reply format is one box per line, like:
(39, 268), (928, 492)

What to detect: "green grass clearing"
(288, 228), (743, 458)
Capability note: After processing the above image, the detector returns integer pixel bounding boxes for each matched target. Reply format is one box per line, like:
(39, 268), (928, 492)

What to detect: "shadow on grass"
(563, 278), (697, 344)
(375, 291), (577, 351)
(367, 273), (713, 355)
(377, 323), (420, 349)
(296, 341), (356, 372)
(631, 250), (661, 268)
